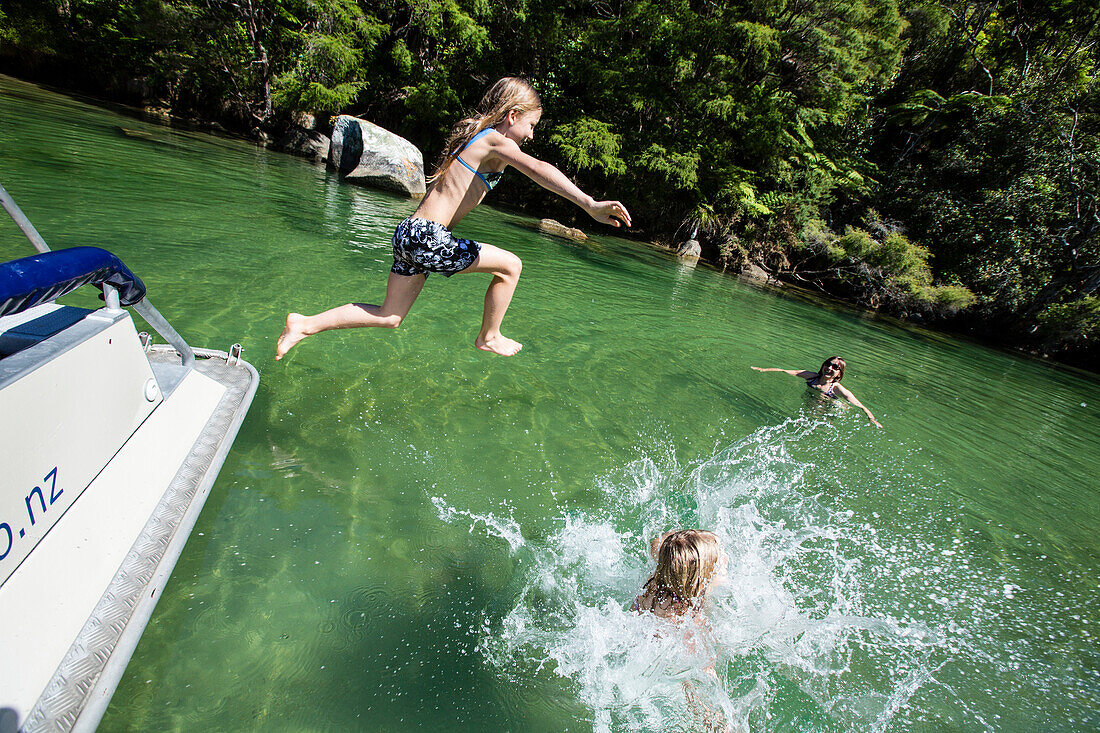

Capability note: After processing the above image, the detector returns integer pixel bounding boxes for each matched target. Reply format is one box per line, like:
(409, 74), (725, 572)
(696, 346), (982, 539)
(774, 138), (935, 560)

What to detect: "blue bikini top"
(455, 128), (504, 191)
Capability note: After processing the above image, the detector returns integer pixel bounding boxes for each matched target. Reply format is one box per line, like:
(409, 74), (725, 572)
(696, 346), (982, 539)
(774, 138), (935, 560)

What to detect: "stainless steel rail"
(0, 182), (50, 254)
(133, 299), (196, 368)
(1, 182), (196, 369)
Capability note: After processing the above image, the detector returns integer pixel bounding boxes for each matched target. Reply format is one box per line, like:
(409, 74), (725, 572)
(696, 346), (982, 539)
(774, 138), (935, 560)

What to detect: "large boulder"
(329, 115), (426, 198)
(675, 238), (701, 259)
(538, 219), (587, 242)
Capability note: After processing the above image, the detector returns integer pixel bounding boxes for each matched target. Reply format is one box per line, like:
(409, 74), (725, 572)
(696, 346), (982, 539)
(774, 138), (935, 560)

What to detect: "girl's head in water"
(430, 77), (543, 184)
(819, 356), (846, 383)
(636, 530), (727, 617)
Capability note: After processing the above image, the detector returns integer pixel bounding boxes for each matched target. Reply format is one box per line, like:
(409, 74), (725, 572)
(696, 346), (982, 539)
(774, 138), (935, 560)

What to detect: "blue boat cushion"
(0, 247), (147, 318)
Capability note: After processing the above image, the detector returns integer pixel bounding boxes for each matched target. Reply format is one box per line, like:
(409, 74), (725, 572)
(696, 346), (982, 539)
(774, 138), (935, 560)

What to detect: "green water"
(2, 75), (1098, 732)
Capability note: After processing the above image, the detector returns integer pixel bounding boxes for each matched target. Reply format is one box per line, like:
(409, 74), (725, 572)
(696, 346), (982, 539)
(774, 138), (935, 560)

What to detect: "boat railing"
(0, 181), (49, 254)
(0, 182), (196, 368)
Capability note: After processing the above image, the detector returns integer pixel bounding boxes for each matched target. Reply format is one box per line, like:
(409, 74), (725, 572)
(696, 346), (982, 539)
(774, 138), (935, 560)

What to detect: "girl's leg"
(456, 243), (523, 356)
(275, 272), (427, 359)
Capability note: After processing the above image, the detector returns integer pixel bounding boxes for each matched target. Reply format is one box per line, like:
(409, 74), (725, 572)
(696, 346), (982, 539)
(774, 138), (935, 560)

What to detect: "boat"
(0, 183), (258, 731)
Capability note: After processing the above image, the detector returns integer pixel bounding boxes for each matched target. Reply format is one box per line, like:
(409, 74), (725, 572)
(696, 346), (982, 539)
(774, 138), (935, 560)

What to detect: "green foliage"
(1039, 297), (1100, 344)
(409, 0), (491, 52)
(637, 144), (700, 190)
(837, 228), (877, 260)
(0, 0), (1096, 360)
(390, 41), (414, 76)
(927, 284), (977, 313)
(871, 0), (1099, 352)
(800, 222), (975, 315)
(729, 182), (773, 217)
(837, 226), (934, 287)
(270, 0), (381, 114)
(549, 118), (626, 177)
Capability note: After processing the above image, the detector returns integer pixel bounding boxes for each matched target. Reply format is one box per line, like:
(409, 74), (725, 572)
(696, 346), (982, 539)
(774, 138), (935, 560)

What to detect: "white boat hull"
(0, 304), (258, 731)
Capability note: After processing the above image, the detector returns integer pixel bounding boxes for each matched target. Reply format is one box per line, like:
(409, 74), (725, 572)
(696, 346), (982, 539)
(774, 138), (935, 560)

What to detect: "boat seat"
(0, 305), (91, 358)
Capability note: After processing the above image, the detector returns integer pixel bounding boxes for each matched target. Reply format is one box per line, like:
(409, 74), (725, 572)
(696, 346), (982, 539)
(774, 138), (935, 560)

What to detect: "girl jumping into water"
(276, 77), (632, 359)
(634, 529), (728, 619)
(751, 357), (882, 427)
(635, 529), (733, 731)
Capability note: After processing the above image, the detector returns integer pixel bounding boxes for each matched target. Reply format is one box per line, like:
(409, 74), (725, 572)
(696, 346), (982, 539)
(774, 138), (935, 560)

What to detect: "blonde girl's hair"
(638, 530), (722, 616)
(427, 77), (542, 185)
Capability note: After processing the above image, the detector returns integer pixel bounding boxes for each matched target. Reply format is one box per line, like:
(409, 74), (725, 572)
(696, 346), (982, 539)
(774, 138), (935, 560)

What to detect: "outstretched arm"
(494, 139), (632, 227)
(835, 384), (882, 427)
(751, 367), (817, 379)
(650, 531), (674, 559)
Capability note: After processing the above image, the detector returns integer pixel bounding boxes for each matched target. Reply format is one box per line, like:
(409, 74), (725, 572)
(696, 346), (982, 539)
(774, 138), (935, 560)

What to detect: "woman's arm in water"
(834, 384), (882, 427)
(750, 367), (817, 380)
(491, 138), (632, 227)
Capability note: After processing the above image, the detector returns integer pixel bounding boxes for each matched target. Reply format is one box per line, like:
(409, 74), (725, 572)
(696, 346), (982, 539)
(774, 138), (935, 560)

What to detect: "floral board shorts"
(391, 217), (481, 277)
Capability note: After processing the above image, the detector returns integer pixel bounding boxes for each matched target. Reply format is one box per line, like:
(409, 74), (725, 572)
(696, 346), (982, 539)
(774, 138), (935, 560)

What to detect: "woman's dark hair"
(819, 356), (846, 382)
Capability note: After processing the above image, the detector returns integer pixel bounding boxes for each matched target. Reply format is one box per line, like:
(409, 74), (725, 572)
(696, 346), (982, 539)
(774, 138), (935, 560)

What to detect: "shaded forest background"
(1, 0), (1097, 367)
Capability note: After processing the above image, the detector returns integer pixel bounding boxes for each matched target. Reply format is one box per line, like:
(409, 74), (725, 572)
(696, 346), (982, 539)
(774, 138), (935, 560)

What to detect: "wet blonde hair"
(637, 530), (722, 617)
(428, 77), (542, 185)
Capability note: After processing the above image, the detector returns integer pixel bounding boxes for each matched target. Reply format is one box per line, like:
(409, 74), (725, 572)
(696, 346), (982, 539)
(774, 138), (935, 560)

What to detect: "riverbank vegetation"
(1, 1), (1096, 366)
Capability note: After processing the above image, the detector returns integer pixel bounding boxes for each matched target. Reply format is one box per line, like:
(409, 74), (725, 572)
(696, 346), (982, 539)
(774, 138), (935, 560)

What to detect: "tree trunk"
(241, 0), (272, 121)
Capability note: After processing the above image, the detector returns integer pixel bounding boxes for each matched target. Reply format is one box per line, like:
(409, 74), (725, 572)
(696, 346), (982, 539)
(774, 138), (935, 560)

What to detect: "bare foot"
(476, 334), (523, 356)
(275, 313), (310, 360)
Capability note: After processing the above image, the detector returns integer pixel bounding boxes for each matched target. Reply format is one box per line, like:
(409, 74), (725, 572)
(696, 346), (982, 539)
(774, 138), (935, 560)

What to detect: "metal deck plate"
(22, 351), (258, 733)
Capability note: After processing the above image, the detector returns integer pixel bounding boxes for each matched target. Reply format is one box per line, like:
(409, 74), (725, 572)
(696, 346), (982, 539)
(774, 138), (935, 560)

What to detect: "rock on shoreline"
(674, 238), (701, 259)
(329, 115), (426, 198)
(273, 125), (330, 164)
(538, 219), (587, 242)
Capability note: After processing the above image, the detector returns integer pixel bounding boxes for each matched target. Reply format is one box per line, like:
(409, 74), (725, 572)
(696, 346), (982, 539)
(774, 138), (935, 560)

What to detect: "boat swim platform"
(1, 341), (257, 733)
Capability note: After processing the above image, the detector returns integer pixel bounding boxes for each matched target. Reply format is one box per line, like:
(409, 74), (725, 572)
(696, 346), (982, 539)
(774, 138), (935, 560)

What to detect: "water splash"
(431, 495), (526, 552)
(454, 418), (956, 731)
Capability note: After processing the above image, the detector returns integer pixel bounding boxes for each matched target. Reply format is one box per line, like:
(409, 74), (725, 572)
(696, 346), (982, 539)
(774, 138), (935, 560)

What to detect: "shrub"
(1038, 296), (1100, 344)
(787, 222), (975, 316)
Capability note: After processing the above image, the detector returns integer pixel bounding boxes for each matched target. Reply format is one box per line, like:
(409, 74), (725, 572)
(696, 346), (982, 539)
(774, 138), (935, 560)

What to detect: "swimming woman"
(751, 357), (882, 427)
(276, 77), (632, 359)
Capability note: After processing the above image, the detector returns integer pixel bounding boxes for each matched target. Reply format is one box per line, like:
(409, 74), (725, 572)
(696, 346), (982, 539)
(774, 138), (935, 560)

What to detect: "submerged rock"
(116, 126), (157, 141)
(329, 115), (426, 198)
(538, 219), (587, 242)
